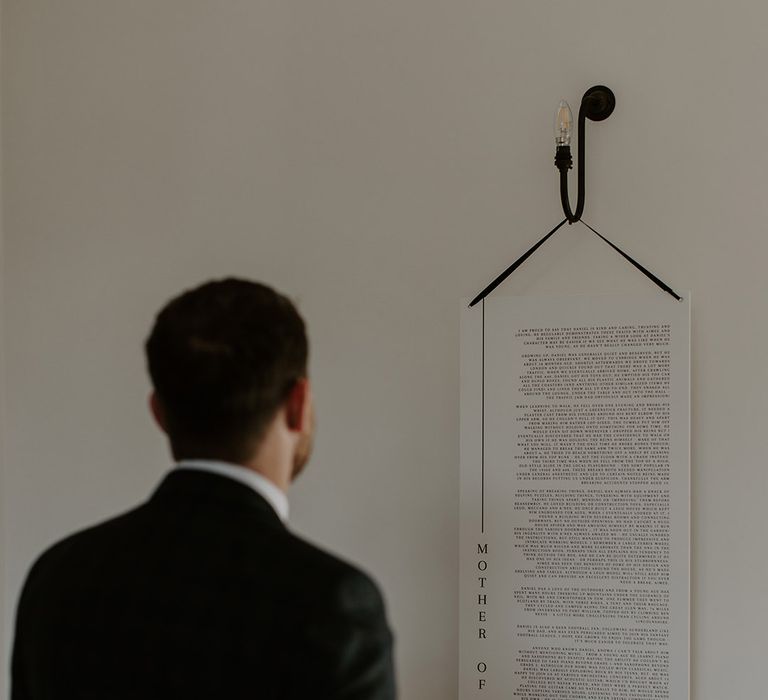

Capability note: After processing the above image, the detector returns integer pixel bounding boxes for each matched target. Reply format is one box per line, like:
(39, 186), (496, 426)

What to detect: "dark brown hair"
(145, 278), (308, 462)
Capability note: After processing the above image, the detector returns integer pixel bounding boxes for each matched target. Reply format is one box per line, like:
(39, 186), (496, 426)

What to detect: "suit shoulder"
(20, 503), (149, 594)
(282, 529), (374, 581)
(282, 531), (387, 615)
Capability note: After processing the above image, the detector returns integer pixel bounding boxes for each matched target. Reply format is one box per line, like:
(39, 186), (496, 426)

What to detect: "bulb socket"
(554, 145), (573, 171)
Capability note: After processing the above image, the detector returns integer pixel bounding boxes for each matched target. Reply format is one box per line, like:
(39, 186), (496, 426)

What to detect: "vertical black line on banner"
(481, 298), (485, 535)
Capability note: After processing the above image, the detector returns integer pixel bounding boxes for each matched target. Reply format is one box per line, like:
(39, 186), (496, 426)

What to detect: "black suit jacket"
(12, 469), (396, 699)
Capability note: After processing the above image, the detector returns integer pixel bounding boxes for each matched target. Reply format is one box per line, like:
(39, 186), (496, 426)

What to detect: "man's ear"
(284, 378), (310, 433)
(149, 391), (168, 434)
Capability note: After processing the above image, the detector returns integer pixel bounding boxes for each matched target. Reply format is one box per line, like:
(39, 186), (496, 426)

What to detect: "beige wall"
(3, 1), (768, 697)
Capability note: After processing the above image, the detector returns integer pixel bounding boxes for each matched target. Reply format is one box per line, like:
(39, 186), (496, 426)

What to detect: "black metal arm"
(556, 85), (615, 223)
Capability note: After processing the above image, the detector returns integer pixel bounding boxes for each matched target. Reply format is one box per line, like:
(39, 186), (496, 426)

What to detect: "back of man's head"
(145, 278), (308, 463)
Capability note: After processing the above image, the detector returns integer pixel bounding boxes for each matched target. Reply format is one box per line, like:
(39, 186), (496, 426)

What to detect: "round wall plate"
(583, 85), (616, 121)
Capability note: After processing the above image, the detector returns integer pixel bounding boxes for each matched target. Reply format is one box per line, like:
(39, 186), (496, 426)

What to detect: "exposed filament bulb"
(554, 99), (573, 147)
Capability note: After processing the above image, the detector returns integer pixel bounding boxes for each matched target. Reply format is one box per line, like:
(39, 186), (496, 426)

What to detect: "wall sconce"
(554, 85), (615, 224)
(469, 84), (681, 307)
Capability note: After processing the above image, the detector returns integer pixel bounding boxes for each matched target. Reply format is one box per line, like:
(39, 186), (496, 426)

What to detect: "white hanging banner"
(460, 294), (690, 699)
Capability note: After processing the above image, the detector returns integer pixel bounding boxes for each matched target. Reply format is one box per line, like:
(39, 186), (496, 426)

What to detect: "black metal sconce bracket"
(557, 85), (615, 224)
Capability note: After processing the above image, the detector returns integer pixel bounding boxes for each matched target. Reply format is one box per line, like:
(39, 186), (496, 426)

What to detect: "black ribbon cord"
(468, 219), (681, 308)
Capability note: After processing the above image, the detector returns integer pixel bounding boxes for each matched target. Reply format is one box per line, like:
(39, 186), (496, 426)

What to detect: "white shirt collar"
(174, 459), (289, 523)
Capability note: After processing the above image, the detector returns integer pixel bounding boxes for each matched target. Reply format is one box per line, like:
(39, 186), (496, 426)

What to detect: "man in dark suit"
(11, 278), (396, 699)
